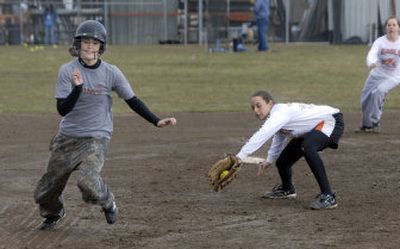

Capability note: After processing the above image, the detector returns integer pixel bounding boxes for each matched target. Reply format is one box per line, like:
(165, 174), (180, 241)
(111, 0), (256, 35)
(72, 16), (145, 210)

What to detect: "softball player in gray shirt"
(34, 20), (176, 230)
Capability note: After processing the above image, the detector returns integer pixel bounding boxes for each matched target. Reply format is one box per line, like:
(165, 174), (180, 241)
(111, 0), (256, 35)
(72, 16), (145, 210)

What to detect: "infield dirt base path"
(1, 112), (399, 249)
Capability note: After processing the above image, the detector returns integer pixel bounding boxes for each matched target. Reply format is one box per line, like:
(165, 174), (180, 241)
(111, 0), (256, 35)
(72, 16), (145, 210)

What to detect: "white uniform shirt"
(236, 103), (340, 164)
(367, 35), (400, 81)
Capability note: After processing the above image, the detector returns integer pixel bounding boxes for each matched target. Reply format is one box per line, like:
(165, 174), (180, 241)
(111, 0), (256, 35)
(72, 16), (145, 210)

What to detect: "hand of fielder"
(207, 154), (242, 192)
(257, 161), (271, 177)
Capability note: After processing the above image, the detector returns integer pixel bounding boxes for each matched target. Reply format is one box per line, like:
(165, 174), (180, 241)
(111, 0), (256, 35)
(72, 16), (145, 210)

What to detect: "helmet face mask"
(69, 20), (107, 57)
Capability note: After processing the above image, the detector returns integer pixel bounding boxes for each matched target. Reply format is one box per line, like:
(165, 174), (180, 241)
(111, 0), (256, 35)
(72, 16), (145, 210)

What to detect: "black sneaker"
(103, 201), (118, 224)
(262, 184), (297, 199)
(39, 211), (65, 230)
(310, 193), (338, 210)
(355, 123), (380, 133)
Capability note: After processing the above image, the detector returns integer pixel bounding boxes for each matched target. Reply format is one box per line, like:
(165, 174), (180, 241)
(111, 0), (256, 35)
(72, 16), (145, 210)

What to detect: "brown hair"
(251, 90), (274, 103)
(385, 16), (400, 26)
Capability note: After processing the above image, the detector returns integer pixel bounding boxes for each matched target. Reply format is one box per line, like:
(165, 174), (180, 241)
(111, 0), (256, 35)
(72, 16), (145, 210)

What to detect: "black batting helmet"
(69, 20), (107, 57)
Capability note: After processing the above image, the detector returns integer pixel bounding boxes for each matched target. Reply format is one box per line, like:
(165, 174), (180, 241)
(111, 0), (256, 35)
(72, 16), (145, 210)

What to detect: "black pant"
(276, 113), (344, 195)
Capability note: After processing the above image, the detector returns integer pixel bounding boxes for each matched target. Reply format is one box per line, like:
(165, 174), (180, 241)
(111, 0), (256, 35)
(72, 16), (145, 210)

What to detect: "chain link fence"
(0, 0), (183, 45)
(5, 0), (384, 47)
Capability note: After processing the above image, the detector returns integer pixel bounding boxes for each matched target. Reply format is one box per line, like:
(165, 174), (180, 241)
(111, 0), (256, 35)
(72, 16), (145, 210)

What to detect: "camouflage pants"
(34, 133), (114, 219)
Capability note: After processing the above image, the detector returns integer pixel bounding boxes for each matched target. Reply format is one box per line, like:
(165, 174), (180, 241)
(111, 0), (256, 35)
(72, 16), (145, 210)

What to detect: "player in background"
(33, 20), (177, 230)
(236, 91), (344, 210)
(356, 16), (400, 133)
(252, 0), (270, 52)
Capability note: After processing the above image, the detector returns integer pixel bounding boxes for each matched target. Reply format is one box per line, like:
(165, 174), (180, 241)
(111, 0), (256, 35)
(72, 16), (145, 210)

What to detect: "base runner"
(33, 20), (176, 230)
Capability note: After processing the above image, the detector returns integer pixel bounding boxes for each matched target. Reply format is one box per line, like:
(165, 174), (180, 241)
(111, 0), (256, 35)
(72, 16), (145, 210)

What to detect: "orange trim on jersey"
(315, 121), (325, 131)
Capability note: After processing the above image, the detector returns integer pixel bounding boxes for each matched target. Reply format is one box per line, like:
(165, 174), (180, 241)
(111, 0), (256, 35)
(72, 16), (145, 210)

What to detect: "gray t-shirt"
(55, 59), (135, 139)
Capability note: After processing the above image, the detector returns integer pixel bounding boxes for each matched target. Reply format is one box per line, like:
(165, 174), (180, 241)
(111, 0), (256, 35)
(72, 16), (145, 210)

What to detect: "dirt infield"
(1, 112), (399, 249)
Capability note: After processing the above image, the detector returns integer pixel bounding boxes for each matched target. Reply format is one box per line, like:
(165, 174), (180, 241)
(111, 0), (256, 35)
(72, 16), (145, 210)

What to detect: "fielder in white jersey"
(236, 91), (344, 210)
(356, 16), (400, 133)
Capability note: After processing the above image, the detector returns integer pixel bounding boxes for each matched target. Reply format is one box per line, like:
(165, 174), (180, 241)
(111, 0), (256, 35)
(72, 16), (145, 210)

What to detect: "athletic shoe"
(39, 211), (65, 230)
(354, 123), (380, 133)
(310, 193), (338, 210)
(103, 201), (118, 224)
(262, 184), (297, 199)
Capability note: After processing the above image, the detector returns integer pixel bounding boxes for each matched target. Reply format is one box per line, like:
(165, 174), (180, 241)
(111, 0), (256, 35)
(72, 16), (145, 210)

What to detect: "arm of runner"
(125, 96), (160, 126)
(56, 68), (84, 116)
(56, 85), (83, 116)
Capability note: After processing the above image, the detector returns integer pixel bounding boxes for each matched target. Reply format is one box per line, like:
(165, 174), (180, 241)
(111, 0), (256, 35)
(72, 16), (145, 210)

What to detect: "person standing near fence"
(33, 20), (177, 230)
(43, 4), (57, 45)
(252, 0), (270, 52)
(356, 16), (400, 133)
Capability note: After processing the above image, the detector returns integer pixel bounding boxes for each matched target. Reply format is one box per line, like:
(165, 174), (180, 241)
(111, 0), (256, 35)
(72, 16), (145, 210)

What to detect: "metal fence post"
(184, 0), (188, 45)
(104, 0), (109, 44)
(19, 0), (23, 44)
(163, 0), (168, 41)
(284, 0), (290, 44)
(199, 0), (203, 45)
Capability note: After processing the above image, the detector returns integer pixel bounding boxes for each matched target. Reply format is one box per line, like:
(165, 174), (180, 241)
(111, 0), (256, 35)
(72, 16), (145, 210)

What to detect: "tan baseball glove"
(207, 154), (242, 192)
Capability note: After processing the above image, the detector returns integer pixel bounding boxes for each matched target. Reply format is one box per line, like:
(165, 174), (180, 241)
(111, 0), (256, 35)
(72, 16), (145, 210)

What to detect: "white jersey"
(367, 35), (400, 81)
(236, 103), (340, 164)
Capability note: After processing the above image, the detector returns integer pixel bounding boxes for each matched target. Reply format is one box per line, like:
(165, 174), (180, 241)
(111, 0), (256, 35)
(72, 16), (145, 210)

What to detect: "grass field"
(2, 43), (400, 113)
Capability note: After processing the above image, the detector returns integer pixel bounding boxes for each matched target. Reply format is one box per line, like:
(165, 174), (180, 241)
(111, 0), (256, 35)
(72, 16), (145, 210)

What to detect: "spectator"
(43, 4), (57, 45)
(252, 0), (270, 52)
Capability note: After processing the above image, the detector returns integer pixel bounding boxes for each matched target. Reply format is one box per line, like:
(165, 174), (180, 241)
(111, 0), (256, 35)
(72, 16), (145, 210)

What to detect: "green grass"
(2, 43), (400, 113)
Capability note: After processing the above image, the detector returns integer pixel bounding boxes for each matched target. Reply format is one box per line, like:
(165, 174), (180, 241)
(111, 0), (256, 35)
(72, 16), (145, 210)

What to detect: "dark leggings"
(276, 114), (344, 195)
